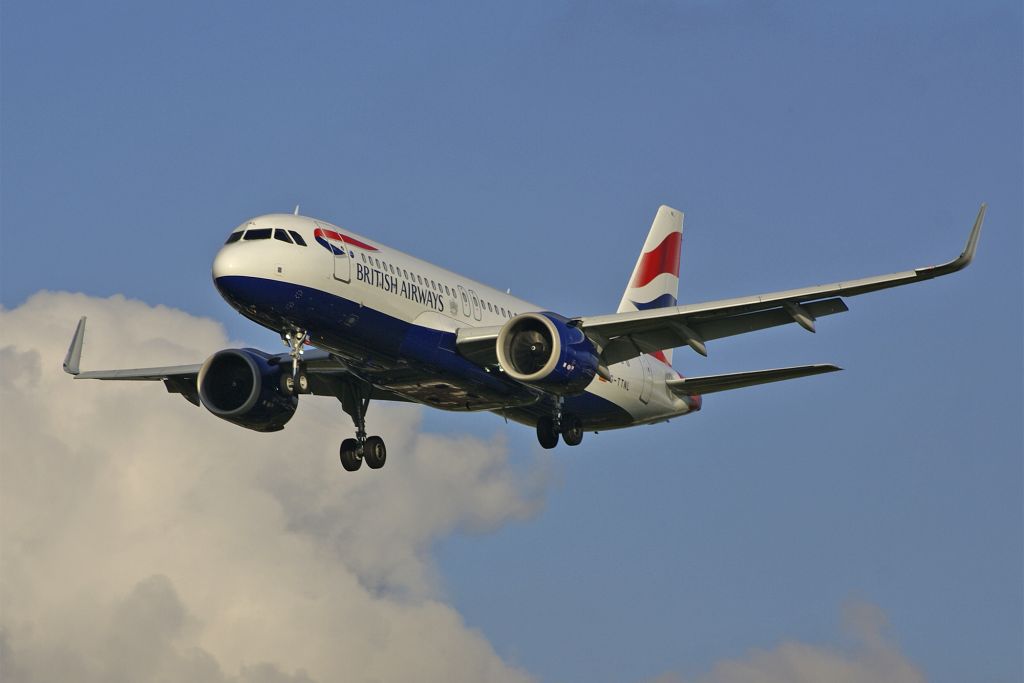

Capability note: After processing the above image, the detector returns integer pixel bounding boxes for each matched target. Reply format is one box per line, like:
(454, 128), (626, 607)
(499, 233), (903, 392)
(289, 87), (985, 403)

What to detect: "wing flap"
(666, 364), (841, 396)
(600, 298), (849, 365)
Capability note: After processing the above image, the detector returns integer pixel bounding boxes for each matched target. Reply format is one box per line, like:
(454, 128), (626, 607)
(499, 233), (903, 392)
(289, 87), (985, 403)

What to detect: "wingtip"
(815, 363), (843, 373)
(961, 202), (986, 264)
(63, 316), (87, 375)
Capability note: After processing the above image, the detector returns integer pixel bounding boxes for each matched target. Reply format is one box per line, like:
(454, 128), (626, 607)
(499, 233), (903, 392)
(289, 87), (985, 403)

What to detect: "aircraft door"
(332, 244), (351, 283)
(316, 222), (350, 283)
(468, 289), (483, 321)
(639, 356), (653, 404)
(457, 285), (471, 318)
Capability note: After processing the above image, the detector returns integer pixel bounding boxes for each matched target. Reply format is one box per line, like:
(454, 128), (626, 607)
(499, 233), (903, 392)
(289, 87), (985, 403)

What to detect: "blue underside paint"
(215, 275), (634, 428)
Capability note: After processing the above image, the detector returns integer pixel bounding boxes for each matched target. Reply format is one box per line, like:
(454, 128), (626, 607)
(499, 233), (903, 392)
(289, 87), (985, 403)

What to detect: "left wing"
(63, 317), (409, 406)
(583, 204), (984, 364)
(456, 204), (985, 368)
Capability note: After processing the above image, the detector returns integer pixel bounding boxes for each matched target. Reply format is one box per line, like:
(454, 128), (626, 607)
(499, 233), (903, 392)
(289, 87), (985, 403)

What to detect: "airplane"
(63, 203), (986, 471)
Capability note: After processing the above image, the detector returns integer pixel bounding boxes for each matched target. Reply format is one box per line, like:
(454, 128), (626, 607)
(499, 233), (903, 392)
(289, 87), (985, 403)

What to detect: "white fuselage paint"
(212, 213), (696, 429)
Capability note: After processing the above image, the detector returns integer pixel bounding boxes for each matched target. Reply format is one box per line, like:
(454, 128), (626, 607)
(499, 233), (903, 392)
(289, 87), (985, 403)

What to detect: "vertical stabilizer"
(617, 205), (684, 365)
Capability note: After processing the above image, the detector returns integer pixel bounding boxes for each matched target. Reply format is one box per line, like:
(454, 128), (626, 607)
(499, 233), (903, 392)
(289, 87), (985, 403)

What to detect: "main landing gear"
(536, 400), (584, 449)
(337, 380), (387, 472)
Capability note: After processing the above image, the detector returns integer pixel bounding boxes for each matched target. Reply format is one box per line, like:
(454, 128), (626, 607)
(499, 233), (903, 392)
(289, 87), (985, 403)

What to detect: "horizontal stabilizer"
(666, 364), (841, 396)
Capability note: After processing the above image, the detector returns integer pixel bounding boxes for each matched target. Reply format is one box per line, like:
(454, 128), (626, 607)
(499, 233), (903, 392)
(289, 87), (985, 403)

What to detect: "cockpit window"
(288, 230), (307, 246)
(225, 231), (243, 244)
(273, 229), (293, 243)
(244, 228), (272, 240)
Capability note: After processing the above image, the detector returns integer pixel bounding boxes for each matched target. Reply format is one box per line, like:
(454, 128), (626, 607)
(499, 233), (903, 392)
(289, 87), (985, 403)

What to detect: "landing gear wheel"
(561, 415), (584, 446)
(280, 372), (309, 396)
(340, 438), (363, 471)
(536, 416), (560, 449)
(363, 436), (387, 469)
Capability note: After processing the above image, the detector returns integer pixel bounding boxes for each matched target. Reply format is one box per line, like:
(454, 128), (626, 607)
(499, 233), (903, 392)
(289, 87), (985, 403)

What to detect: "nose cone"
(211, 244), (254, 308)
(212, 245), (242, 281)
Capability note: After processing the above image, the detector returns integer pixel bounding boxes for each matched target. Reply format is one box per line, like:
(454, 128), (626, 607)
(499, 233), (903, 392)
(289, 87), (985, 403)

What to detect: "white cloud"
(0, 292), (547, 683)
(642, 600), (926, 683)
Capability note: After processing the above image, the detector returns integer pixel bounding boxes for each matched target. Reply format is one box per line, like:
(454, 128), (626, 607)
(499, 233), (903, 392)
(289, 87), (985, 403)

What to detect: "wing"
(457, 204), (985, 368)
(63, 317), (410, 406)
(584, 204), (985, 364)
(666, 364), (841, 396)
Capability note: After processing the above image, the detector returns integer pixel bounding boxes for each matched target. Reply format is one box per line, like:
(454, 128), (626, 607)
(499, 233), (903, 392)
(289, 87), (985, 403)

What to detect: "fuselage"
(212, 213), (699, 431)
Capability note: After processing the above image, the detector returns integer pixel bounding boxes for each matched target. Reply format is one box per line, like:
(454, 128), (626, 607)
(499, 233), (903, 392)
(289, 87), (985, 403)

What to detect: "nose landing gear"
(280, 328), (310, 395)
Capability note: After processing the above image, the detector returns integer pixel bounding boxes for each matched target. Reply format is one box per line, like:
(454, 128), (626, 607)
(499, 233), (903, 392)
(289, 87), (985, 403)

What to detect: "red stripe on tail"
(630, 232), (682, 288)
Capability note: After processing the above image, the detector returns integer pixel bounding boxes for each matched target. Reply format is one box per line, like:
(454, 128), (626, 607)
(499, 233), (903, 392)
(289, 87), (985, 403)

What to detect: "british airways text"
(356, 263), (445, 312)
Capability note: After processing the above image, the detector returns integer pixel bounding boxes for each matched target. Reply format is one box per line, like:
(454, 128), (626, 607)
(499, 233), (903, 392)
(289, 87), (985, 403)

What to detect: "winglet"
(63, 316), (86, 375)
(930, 203), (986, 275)
(957, 202), (986, 268)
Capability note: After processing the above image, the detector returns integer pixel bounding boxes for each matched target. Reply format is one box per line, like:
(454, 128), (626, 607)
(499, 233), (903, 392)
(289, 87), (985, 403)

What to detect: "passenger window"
(244, 228), (272, 240)
(225, 232), (243, 244)
(288, 230), (306, 246)
(274, 229), (293, 243)
(487, 301), (493, 312)
(389, 264), (395, 274)
(416, 275), (422, 284)
(444, 285), (451, 295)
(403, 269), (409, 279)
(500, 307), (506, 316)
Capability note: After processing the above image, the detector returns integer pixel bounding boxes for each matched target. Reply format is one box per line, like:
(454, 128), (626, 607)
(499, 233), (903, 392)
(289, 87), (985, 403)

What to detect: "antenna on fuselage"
(293, 204), (300, 216)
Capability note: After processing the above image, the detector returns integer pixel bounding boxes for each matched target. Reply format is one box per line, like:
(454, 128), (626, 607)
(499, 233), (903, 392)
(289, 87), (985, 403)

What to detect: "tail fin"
(617, 205), (684, 365)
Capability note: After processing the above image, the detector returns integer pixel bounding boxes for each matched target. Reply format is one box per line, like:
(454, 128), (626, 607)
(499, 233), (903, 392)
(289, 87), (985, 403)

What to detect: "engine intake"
(496, 312), (599, 395)
(198, 349), (297, 432)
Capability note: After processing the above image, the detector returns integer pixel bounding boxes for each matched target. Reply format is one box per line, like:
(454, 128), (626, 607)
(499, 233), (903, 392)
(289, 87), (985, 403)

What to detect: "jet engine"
(495, 312), (599, 395)
(198, 349), (297, 432)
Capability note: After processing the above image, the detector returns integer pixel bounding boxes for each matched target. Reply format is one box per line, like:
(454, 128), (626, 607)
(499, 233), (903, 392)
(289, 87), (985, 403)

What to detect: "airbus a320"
(64, 204), (986, 471)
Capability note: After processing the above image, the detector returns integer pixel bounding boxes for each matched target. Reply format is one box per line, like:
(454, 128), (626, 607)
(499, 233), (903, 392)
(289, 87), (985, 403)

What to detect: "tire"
(280, 372), (309, 395)
(364, 435), (387, 469)
(536, 416), (559, 449)
(561, 414), (584, 447)
(340, 438), (362, 471)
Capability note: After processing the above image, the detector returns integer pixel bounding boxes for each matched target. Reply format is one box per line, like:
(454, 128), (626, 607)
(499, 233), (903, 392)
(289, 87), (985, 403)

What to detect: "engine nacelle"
(496, 312), (599, 395)
(198, 349), (297, 432)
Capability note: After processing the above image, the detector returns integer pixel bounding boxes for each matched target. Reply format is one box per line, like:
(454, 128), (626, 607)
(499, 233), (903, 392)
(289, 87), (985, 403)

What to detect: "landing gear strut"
(337, 380), (387, 471)
(280, 328), (309, 395)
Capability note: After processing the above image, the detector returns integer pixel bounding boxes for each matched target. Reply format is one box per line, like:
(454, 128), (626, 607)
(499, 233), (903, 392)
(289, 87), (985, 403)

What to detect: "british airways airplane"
(64, 204), (985, 471)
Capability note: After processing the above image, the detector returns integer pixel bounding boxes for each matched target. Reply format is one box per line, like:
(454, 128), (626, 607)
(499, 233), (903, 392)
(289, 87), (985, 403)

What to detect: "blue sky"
(2, 2), (1021, 682)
